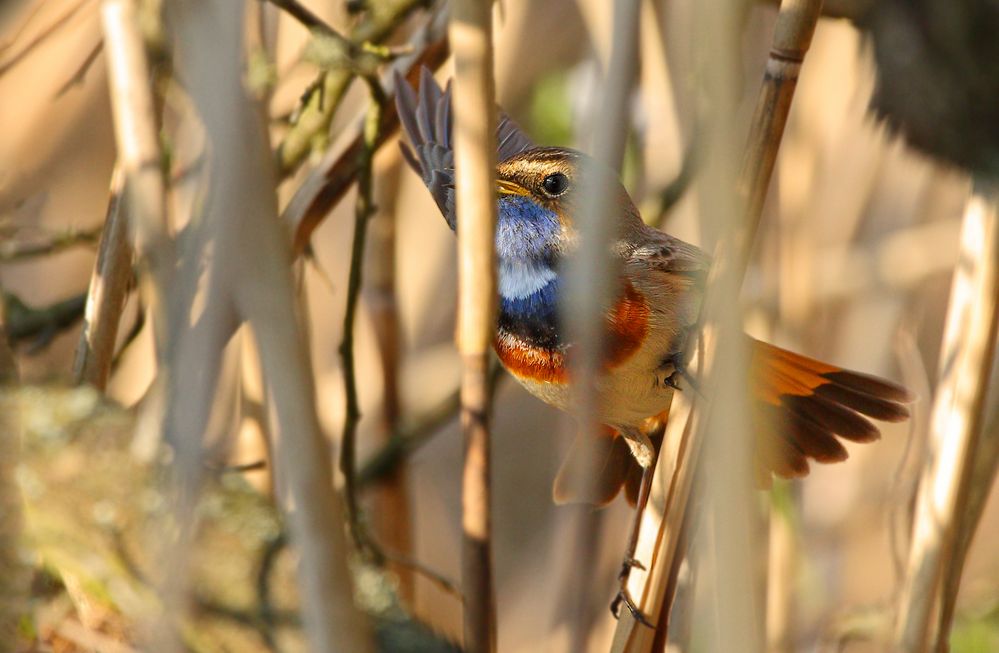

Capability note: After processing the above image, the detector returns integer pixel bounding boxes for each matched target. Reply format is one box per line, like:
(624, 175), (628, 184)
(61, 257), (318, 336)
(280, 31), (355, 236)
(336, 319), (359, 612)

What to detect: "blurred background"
(0, 0), (996, 651)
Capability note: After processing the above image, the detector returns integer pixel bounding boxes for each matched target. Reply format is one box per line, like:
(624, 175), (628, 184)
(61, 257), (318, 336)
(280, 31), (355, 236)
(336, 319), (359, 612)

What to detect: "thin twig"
(100, 0), (172, 359)
(73, 167), (134, 390)
(559, 0), (640, 646)
(339, 78), (386, 559)
(358, 363), (505, 488)
(653, 135), (699, 229)
(262, 0), (348, 41)
(282, 17), (450, 255)
(0, 226), (102, 261)
(892, 190), (999, 652)
(449, 0), (499, 648)
(274, 0), (429, 176)
(3, 291), (87, 347)
(0, 0), (96, 76)
(55, 37), (105, 96)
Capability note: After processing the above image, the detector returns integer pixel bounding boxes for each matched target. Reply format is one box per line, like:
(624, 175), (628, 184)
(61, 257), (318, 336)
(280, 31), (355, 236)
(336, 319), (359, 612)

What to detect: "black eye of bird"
(540, 172), (570, 198)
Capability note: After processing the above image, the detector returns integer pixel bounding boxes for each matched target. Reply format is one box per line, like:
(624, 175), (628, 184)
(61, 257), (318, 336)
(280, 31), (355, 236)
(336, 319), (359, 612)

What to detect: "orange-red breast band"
(494, 280), (650, 384)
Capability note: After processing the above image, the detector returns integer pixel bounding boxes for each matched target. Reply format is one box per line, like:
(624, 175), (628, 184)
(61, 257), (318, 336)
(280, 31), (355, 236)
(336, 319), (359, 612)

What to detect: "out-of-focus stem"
(339, 82), (385, 556)
(560, 0), (640, 647)
(449, 0), (499, 649)
(366, 158), (414, 600)
(159, 0), (376, 650)
(611, 0), (825, 650)
(73, 167), (134, 390)
(892, 191), (999, 653)
(100, 0), (172, 362)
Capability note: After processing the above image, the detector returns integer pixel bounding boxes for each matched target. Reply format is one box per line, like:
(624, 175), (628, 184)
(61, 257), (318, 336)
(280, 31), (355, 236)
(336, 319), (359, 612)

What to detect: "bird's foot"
(610, 556), (653, 627)
(619, 556), (646, 579)
(610, 587), (654, 628)
(661, 351), (702, 396)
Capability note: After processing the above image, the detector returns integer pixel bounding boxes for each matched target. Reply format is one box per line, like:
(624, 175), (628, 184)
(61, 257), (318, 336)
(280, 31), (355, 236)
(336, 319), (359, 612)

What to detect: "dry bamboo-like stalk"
(610, 395), (698, 652)
(151, 0), (375, 650)
(99, 0), (171, 358)
(449, 0), (499, 649)
(558, 0), (640, 646)
(561, 0), (640, 475)
(735, 0), (824, 277)
(892, 191), (999, 653)
(366, 158), (414, 600)
(610, 1), (824, 650)
(73, 166), (134, 390)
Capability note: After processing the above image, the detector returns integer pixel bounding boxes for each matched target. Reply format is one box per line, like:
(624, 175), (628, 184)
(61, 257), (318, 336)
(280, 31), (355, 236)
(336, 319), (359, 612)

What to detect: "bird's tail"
(553, 340), (912, 505)
(748, 338), (911, 485)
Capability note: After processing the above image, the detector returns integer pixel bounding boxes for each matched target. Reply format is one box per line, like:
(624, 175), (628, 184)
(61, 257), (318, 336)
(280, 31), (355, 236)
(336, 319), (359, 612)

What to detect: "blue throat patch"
(497, 271), (561, 350)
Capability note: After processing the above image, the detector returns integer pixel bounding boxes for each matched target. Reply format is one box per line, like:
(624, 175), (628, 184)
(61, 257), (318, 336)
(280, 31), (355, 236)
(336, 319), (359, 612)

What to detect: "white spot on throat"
(499, 259), (557, 300)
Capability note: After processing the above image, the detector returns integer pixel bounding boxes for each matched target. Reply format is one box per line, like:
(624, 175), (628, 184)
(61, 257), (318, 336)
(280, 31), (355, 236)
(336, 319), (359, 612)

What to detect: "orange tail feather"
(750, 338), (912, 482)
(551, 341), (912, 505)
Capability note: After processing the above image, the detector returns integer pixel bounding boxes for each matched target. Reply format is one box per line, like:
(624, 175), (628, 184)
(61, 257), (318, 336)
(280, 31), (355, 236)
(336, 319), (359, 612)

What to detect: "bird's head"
(493, 147), (641, 262)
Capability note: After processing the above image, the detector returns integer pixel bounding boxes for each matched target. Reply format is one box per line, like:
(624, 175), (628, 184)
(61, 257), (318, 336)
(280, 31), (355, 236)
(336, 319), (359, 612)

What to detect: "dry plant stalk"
(892, 191), (999, 653)
(558, 0), (641, 647)
(563, 0), (641, 436)
(161, 0), (374, 649)
(609, 0), (825, 650)
(367, 159), (415, 599)
(99, 0), (171, 358)
(73, 166), (133, 390)
(449, 0), (499, 649)
(610, 394), (697, 653)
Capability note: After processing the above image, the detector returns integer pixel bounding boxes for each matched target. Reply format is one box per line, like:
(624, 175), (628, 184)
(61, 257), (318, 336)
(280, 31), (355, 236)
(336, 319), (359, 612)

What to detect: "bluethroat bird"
(395, 69), (912, 623)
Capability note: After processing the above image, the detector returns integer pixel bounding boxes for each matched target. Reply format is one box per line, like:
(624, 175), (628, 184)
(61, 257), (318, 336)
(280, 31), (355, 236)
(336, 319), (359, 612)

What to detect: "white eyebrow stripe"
(499, 259), (557, 300)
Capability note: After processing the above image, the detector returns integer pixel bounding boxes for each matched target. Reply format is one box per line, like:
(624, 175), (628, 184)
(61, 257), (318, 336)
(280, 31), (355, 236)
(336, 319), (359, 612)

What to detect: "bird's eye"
(540, 172), (570, 198)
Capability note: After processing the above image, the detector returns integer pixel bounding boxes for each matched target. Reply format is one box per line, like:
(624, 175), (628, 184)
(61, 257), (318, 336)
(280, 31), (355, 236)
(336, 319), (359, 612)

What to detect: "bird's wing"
(626, 226), (712, 282)
(394, 67), (535, 228)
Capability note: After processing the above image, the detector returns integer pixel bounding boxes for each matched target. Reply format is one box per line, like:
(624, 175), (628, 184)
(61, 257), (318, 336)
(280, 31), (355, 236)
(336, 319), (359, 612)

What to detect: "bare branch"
(0, 226), (101, 261)
(339, 79), (387, 558)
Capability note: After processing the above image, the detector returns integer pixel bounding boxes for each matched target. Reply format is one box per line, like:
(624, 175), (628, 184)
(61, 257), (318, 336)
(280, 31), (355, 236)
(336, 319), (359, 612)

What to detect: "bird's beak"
(496, 179), (530, 197)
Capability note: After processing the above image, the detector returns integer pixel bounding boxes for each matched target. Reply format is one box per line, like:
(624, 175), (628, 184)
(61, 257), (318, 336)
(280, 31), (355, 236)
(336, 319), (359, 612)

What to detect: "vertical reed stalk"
(609, 1), (824, 650)
(73, 167), (133, 390)
(367, 159), (414, 600)
(892, 190), (999, 652)
(559, 0), (641, 646)
(449, 1), (499, 650)
(99, 0), (171, 360)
